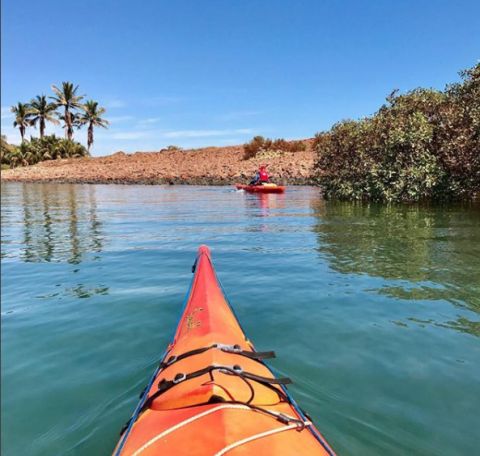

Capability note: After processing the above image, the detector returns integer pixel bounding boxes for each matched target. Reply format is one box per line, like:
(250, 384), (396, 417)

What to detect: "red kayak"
(113, 246), (336, 455)
(235, 183), (286, 194)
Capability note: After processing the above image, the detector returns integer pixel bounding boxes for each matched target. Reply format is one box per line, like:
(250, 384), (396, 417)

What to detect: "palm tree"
(11, 102), (32, 142)
(58, 112), (83, 133)
(50, 82), (84, 140)
(79, 100), (109, 152)
(29, 95), (59, 138)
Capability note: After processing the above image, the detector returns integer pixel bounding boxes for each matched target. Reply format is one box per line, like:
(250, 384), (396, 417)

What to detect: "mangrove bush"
(314, 63), (479, 201)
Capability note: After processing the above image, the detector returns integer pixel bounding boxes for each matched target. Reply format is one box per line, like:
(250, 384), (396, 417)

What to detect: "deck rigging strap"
(140, 364), (292, 413)
(159, 343), (275, 369)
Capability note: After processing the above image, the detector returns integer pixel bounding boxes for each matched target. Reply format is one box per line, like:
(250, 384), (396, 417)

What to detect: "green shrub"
(1, 136), (15, 167)
(54, 137), (88, 159)
(1, 135), (88, 168)
(314, 63), (480, 202)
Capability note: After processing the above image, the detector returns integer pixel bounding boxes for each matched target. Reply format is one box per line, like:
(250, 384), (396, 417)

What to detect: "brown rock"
(1, 141), (316, 185)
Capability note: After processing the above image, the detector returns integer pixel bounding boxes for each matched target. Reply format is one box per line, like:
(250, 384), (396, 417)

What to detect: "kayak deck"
(235, 183), (286, 193)
(113, 246), (335, 455)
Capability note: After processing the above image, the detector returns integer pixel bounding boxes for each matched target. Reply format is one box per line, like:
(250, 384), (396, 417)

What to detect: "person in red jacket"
(250, 165), (270, 185)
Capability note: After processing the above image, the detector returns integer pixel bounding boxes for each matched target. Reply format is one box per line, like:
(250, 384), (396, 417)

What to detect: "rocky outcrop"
(1, 142), (317, 185)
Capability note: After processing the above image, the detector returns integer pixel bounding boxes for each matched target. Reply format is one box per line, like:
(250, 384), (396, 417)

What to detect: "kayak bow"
(113, 246), (335, 456)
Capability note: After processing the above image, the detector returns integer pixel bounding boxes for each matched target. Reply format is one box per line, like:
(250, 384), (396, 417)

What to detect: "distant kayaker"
(250, 165), (270, 185)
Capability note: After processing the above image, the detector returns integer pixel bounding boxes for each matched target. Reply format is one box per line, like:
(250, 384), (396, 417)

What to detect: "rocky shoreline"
(1, 142), (317, 186)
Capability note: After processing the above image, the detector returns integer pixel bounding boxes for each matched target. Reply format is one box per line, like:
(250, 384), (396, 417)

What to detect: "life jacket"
(259, 169), (269, 182)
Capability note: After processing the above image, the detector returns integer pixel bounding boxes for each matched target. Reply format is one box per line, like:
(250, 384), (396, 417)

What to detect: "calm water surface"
(1, 183), (479, 455)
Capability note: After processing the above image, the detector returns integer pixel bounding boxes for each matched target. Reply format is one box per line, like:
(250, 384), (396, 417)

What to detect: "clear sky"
(1, 0), (479, 155)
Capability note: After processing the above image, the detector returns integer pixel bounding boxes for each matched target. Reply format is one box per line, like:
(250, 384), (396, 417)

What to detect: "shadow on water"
(312, 200), (480, 334)
(2, 183), (105, 264)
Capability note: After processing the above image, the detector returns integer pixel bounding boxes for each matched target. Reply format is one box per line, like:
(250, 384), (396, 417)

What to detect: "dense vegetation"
(1, 135), (87, 168)
(314, 63), (479, 201)
(3, 82), (108, 168)
(243, 136), (306, 160)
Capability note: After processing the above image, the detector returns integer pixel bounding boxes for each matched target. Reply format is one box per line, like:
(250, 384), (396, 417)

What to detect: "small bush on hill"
(243, 136), (306, 159)
(243, 136), (270, 159)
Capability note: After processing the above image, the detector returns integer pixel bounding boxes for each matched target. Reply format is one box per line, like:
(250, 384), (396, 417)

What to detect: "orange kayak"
(235, 183), (286, 193)
(113, 246), (335, 456)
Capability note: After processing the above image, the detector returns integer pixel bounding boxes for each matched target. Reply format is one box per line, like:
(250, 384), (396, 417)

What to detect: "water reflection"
(239, 192), (287, 234)
(401, 317), (480, 337)
(244, 192), (286, 216)
(313, 201), (480, 333)
(2, 183), (104, 263)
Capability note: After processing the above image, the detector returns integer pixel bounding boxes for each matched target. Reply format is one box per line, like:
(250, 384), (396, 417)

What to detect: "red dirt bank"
(1, 143), (316, 185)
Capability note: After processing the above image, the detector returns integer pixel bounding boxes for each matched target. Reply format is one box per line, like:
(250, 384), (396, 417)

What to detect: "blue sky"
(1, 0), (479, 155)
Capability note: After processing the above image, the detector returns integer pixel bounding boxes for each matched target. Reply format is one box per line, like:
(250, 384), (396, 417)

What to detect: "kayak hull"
(235, 183), (286, 193)
(113, 246), (335, 456)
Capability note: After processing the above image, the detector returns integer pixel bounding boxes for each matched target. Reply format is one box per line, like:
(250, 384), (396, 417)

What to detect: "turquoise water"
(1, 183), (479, 455)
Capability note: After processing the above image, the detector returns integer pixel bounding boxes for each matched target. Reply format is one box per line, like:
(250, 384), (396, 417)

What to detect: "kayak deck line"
(113, 245), (336, 455)
(130, 405), (251, 456)
(130, 404), (312, 456)
(214, 420), (313, 456)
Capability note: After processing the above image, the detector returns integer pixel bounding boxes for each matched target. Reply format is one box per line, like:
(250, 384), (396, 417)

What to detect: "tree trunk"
(88, 124), (93, 152)
(65, 107), (71, 140)
(40, 118), (45, 138)
(20, 126), (25, 142)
